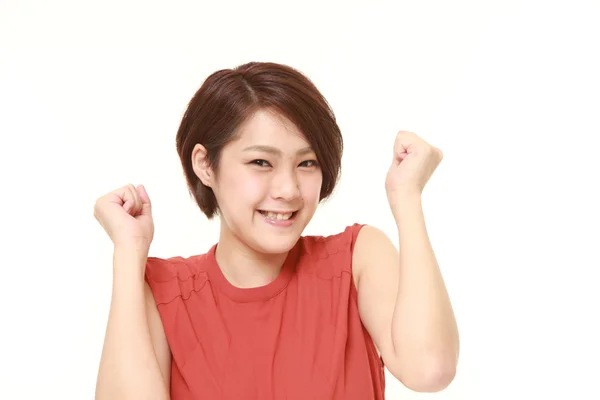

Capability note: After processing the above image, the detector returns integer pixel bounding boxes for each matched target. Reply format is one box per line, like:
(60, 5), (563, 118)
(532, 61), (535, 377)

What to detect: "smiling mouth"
(258, 210), (298, 221)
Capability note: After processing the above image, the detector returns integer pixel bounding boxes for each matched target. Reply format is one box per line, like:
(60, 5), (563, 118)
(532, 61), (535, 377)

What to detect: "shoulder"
(300, 223), (364, 255)
(295, 223), (367, 275)
(297, 223), (393, 286)
(300, 223), (388, 254)
(144, 251), (212, 305)
(352, 224), (393, 252)
(351, 224), (398, 285)
(145, 255), (200, 282)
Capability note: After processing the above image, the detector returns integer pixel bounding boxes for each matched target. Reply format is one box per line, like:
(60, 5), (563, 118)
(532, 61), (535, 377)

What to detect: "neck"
(215, 225), (288, 289)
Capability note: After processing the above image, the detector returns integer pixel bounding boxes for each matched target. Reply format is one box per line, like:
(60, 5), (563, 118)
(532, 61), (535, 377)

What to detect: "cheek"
(222, 170), (267, 203)
(240, 180), (266, 202)
(300, 174), (323, 204)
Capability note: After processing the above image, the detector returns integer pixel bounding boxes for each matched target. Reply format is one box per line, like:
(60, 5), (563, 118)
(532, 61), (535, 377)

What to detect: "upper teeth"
(263, 211), (293, 220)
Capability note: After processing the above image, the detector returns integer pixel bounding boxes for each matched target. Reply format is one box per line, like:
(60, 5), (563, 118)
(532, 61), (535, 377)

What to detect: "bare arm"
(354, 194), (459, 392)
(95, 246), (172, 400)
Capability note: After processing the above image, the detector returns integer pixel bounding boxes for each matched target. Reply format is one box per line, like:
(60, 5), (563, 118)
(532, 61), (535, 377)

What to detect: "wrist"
(388, 189), (422, 207)
(113, 236), (151, 253)
(112, 244), (149, 278)
(113, 244), (149, 257)
(388, 191), (423, 220)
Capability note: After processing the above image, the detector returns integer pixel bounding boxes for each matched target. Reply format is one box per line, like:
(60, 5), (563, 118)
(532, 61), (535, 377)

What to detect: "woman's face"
(195, 109), (323, 255)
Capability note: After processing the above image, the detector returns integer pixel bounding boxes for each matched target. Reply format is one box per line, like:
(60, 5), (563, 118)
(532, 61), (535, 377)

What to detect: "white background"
(1, 0), (599, 399)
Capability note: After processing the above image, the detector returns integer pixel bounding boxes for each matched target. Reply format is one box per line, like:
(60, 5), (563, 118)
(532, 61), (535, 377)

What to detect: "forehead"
(233, 109), (309, 147)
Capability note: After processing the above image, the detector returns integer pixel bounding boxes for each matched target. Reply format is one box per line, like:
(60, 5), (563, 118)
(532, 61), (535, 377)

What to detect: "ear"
(191, 144), (215, 187)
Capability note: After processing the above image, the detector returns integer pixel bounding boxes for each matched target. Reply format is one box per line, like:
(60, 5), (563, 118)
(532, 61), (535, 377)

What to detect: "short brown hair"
(175, 62), (343, 219)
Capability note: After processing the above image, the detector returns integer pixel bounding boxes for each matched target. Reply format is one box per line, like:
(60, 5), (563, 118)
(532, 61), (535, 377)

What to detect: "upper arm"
(144, 281), (172, 390)
(352, 225), (400, 366)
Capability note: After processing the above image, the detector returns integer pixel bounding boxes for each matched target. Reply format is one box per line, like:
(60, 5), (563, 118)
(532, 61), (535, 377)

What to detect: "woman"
(93, 61), (459, 399)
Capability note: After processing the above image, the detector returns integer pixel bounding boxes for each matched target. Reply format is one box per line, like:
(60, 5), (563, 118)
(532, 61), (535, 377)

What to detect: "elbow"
(389, 356), (457, 393)
(409, 362), (456, 392)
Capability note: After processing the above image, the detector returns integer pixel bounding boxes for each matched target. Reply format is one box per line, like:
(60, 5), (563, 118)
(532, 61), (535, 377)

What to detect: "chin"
(252, 239), (298, 256)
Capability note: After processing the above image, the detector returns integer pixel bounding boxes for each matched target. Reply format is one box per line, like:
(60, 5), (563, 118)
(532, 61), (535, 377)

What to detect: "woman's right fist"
(93, 184), (154, 249)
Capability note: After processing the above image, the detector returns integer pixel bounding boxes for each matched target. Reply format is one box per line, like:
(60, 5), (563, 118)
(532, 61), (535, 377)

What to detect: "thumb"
(136, 184), (152, 216)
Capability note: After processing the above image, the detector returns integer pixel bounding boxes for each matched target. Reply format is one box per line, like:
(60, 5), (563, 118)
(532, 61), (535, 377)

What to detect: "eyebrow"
(242, 145), (315, 156)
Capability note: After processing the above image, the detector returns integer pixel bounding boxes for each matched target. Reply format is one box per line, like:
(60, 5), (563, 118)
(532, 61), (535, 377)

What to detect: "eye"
(299, 160), (319, 168)
(250, 159), (272, 167)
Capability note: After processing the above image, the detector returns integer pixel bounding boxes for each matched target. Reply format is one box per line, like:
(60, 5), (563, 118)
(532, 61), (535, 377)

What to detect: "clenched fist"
(385, 130), (443, 199)
(93, 184), (154, 250)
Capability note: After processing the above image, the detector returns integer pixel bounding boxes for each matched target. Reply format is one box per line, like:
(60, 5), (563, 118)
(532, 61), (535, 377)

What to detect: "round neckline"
(206, 241), (302, 303)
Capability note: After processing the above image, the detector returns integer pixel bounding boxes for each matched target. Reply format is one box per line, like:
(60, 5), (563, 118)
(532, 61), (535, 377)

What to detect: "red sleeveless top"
(145, 223), (386, 399)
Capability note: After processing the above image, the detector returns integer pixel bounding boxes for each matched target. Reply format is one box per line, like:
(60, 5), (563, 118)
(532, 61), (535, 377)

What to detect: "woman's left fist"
(385, 130), (443, 198)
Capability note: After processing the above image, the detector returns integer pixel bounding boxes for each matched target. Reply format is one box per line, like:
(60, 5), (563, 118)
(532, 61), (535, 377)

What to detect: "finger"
(106, 186), (129, 207)
(136, 184), (152, 216)
(122, 185), (136, 214)
(393, 138), (409, 160)
(128, 184), (142, 215)
(136, 184), (150, 204)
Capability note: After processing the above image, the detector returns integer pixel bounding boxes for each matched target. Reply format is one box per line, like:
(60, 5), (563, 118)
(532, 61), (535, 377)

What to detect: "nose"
(271, 169), (301, 201)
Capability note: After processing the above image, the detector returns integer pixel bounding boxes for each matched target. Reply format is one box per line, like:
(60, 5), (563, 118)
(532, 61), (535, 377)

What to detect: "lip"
(258, 209), (298, 214)
(257, 210), (297, 227)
